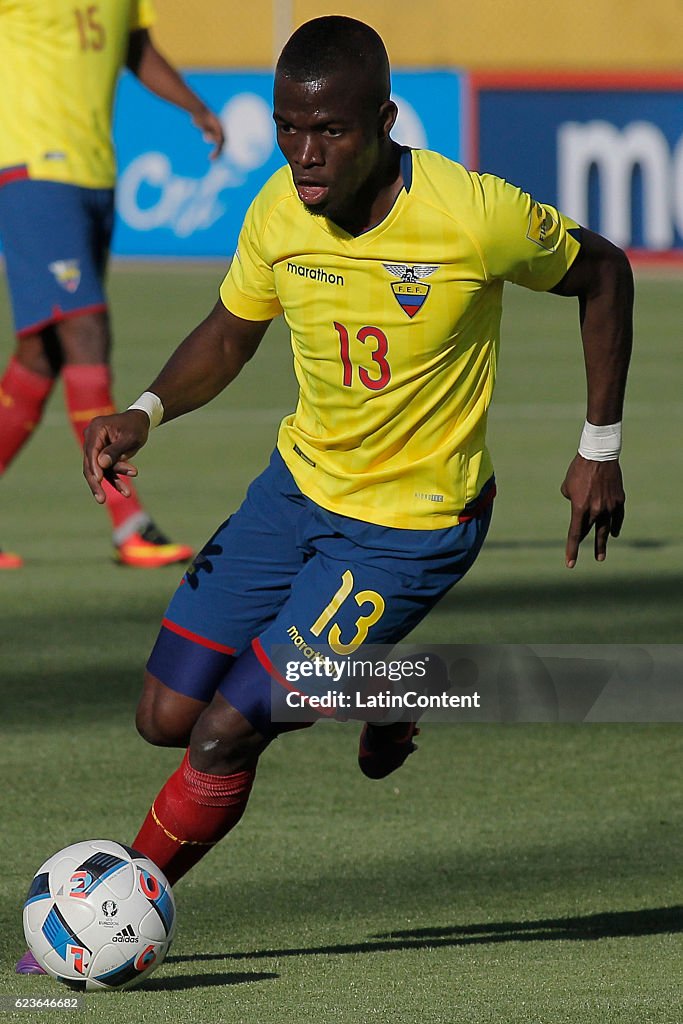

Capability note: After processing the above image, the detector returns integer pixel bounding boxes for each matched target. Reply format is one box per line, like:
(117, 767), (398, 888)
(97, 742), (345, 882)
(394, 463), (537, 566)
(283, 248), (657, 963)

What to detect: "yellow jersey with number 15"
(220, 148), (581, 530)
(0, 0), (154, 189)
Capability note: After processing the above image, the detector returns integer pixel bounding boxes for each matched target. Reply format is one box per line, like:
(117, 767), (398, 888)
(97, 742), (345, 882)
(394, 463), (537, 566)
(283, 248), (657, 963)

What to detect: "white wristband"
(127, 391), (164, 429)
(578, 420), (622, 461)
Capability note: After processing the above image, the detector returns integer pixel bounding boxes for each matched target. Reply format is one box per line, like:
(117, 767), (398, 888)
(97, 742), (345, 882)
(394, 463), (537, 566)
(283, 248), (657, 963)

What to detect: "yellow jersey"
(0, 0), (154, 189)
(220, 148), (581, 530)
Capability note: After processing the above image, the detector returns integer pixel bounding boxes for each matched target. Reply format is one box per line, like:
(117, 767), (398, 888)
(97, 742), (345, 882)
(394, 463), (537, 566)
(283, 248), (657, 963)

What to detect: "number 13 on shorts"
(310, 569), (385, 655)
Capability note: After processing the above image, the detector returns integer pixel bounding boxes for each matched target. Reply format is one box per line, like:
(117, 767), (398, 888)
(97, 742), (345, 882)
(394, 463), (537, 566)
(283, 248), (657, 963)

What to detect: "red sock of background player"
(62, 364), (147, 537)
(0, 357), (54, 473)
(131, 750), (256, 885)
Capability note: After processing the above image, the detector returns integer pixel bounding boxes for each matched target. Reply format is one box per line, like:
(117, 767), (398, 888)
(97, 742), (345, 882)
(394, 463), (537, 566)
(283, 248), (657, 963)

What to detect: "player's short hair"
(276, 17), (391, 107)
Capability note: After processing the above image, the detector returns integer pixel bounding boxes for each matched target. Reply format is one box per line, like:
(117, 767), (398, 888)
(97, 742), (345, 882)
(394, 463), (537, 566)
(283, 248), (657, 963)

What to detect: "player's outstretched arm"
(83, 302), (270, 503)
(126, 29), (225, 159)
(550, 228), (634, 568)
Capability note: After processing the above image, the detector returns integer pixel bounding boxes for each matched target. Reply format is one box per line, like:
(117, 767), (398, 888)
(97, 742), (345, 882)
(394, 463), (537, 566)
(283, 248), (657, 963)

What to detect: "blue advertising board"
(470, 72), (683, 257)
(113, 70), (464, 257)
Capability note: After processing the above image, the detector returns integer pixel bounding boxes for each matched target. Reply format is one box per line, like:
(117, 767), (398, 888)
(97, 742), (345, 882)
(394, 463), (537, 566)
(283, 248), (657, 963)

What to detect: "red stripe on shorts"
(252, 637), (291, 688)
(161, 617), (236, 656)
(16, 302), (108, 338)
(252, 637), (335, 717)
(458, 482), (497, 523)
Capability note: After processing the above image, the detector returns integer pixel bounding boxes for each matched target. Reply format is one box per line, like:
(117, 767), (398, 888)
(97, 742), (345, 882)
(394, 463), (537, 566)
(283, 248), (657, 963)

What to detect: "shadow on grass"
(142, 970), (278, 992)
(485, 537), (672, 551)
(372, 905), (683, 942)
(439, 573), (683, 613)
(168, 906), (683, 963)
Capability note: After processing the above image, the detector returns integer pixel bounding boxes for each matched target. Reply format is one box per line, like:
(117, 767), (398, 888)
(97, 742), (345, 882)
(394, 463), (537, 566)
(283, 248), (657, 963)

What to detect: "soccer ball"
(22, 840), (175, 992)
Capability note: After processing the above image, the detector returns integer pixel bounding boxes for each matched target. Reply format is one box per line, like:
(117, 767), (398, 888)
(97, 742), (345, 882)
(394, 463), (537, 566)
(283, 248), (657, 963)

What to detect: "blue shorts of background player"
(147, 448), (496, 738)
(0, 176), (113, 334)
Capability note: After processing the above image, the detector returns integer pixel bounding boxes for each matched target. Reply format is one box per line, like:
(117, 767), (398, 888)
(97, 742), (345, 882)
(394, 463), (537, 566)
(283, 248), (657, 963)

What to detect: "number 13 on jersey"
(334, 322), (391, 391)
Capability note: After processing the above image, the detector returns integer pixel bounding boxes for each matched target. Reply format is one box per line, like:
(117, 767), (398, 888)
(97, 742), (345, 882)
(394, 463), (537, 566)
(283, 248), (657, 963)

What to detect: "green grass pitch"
(0, 266), (681, 1023)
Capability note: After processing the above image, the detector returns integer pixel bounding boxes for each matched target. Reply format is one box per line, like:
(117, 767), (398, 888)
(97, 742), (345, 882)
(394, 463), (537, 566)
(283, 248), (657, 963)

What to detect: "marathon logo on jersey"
(526, 203), (560, 252)
(383, 263), (439, 318)
(286, 261), (345, 287)
(48, 259), (81, 293)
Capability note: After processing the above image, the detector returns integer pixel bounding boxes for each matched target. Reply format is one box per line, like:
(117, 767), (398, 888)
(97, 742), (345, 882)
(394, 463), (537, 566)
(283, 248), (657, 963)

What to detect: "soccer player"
(18, 14), (633, 972)
(0, 1), (224, 569)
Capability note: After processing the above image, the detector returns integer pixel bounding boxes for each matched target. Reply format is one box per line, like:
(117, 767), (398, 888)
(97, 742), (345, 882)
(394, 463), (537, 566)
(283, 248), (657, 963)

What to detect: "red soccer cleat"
(115, 521), (193, 569)
(0, 547), (23, 569)
(16, 950), (46, 975)
(358, 721), (420, 780)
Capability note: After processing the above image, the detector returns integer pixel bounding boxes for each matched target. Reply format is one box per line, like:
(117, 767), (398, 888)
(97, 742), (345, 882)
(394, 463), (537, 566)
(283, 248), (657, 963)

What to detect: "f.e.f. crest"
(383, 263), (439, 318)
(48, 259), (81, 294)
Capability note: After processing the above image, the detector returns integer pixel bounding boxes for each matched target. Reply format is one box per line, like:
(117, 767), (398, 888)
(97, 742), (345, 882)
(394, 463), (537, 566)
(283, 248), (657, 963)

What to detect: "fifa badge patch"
(527, 203), (560, 252)
(383, 263), (439, 318)
(48, 259), (81, 293)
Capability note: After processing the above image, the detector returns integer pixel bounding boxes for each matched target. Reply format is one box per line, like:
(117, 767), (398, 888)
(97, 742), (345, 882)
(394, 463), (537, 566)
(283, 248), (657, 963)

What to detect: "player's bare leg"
(136, 672), (210, 748)
(55, 310), (111, 365)
(189, 691), (270, 774)
(132, 691), (268, 885)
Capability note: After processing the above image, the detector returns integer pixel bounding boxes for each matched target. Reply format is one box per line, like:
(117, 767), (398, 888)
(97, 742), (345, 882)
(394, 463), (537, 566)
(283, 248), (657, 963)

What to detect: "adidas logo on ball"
(112, 925), (137, 943)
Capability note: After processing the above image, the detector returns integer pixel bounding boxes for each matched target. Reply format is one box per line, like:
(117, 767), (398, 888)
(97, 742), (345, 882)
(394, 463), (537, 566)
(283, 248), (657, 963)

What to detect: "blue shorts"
(147, 450), (495, 734)
(0, 175), (113, 335)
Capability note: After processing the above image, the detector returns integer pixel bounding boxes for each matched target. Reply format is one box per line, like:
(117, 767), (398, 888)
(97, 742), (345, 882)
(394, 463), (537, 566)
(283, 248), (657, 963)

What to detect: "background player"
(19, 15), (633, 972)
(0, 0), (224, 569)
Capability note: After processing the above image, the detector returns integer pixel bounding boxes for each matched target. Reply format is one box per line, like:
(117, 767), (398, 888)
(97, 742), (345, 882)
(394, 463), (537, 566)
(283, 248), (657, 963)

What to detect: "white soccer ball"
(22, 840), (176, 992)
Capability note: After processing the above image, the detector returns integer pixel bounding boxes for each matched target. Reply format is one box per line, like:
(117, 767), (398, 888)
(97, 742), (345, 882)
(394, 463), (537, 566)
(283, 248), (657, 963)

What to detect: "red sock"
(61, 363), (145, 533)
(0, 357), (54, 473)
(131, 750), (256, 885)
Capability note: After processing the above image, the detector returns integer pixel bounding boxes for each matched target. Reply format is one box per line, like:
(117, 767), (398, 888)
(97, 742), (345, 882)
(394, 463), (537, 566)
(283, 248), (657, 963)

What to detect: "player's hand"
(561, 455), (625, 568)
(192, 107), (225, 159)
(83, 411), (150, 504)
